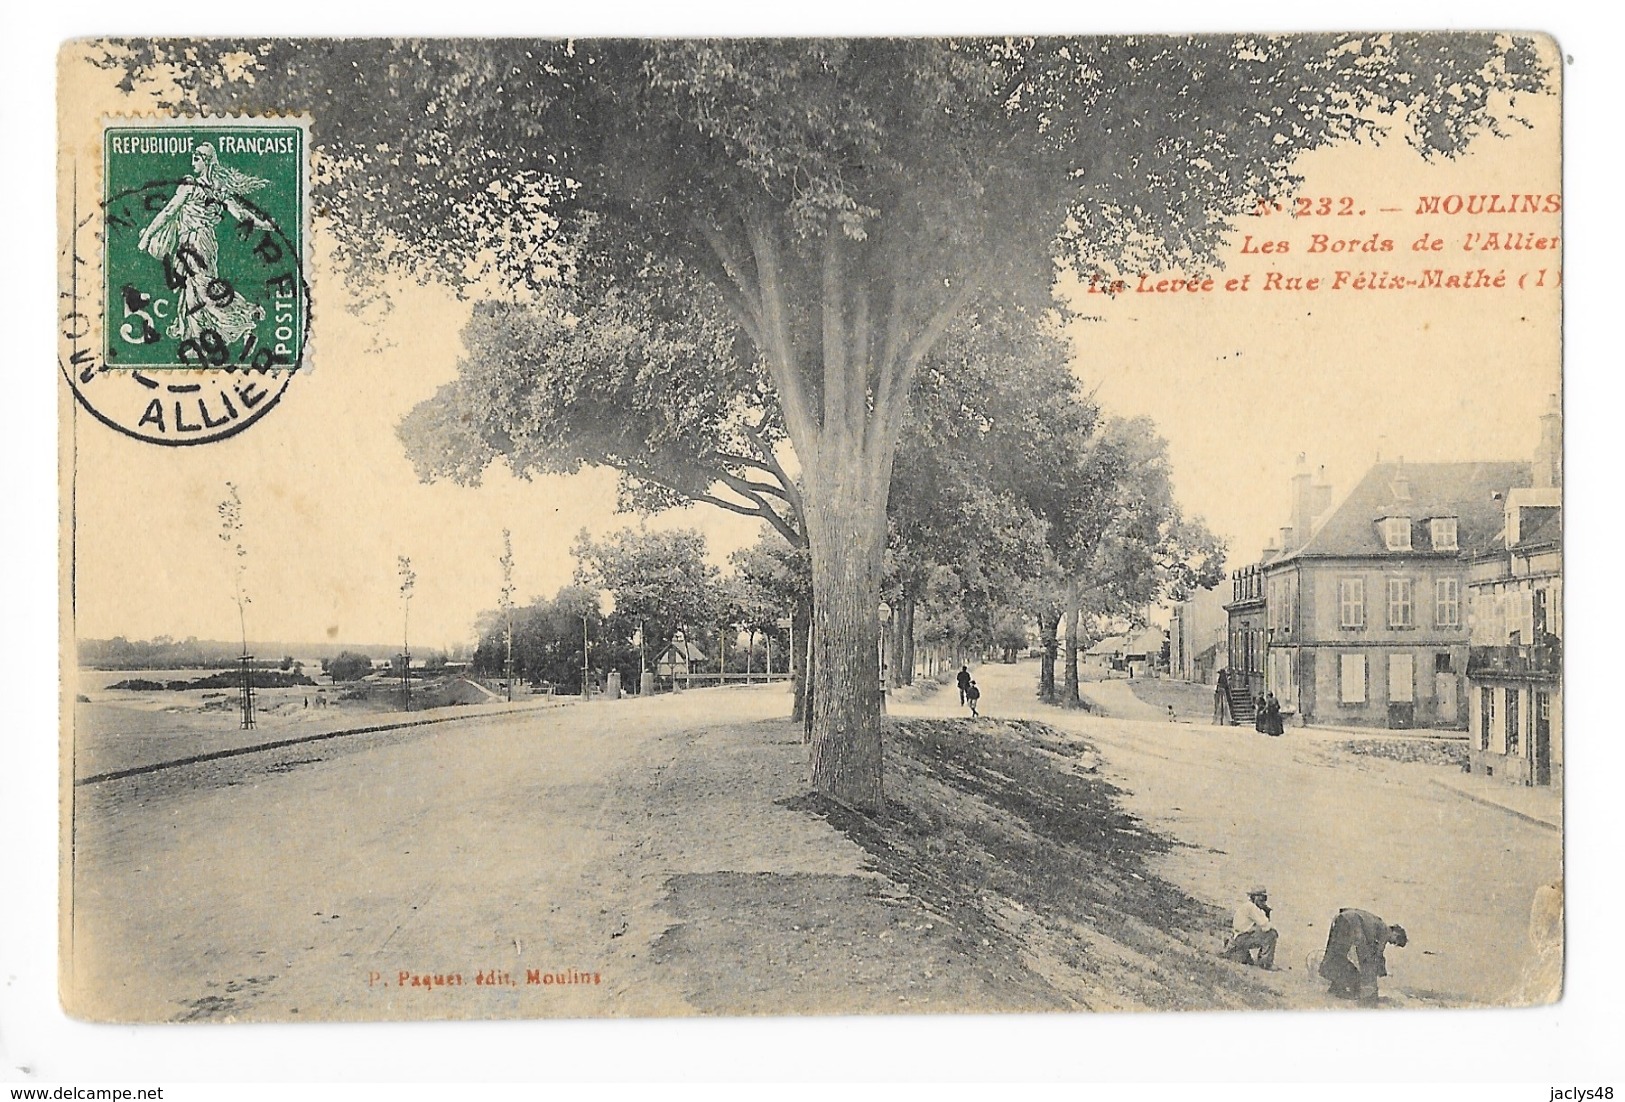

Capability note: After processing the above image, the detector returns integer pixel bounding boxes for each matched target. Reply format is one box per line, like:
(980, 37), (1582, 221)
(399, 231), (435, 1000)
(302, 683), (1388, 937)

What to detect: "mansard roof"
(1274, 460), (1531, 562)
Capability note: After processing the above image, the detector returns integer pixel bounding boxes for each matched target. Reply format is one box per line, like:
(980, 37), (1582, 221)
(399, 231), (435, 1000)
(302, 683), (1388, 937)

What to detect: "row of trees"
(117, 35), (1552, 809)
(468, 526), (802, 695)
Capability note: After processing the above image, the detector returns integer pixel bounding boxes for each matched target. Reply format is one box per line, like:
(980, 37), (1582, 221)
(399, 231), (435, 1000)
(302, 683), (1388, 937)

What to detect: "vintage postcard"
(57, 34), (1562, 1024)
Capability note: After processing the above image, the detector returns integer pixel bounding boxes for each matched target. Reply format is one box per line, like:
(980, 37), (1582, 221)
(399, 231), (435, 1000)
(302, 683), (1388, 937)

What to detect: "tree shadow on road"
(788, 717), (1283, 1012)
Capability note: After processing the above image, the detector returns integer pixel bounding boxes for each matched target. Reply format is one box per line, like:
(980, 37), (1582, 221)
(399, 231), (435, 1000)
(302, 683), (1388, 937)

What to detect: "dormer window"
(1430, 517), (1459, 551)
(1380, 516), (1412, 551)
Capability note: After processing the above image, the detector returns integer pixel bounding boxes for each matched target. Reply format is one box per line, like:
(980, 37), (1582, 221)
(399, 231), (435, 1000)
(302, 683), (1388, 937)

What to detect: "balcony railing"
(1467, 643), (1561, 680)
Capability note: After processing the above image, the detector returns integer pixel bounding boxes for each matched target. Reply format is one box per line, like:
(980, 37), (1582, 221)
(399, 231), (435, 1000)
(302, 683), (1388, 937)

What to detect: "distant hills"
(77, 636), (447, 669)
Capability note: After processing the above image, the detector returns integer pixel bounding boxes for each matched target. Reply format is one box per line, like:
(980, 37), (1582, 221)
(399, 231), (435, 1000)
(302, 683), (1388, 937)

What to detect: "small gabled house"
(1123, 627), (1169, 678)
(1084, 634), (1127, 672)
(654, 640), (708, 680)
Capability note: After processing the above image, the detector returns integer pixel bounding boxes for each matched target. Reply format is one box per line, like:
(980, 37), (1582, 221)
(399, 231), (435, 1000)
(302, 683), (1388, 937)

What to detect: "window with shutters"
(1430, 517), (1459, 551)
(1339, 578), (1365, 629)
(1340, 654), (1366, 703)
(1387, 577), (1414, 628)
(1435, 577), (1461, 629)
(1388, 653), (1414, 703)
(1381, 517), (1412, 551)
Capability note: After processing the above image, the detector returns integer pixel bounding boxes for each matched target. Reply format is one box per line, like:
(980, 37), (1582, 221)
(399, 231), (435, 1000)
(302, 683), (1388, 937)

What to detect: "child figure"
(966, 679), (981, 717)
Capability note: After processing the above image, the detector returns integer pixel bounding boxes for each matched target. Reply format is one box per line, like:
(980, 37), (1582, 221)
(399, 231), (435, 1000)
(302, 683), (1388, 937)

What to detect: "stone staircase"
(1224, 680), (1256, 725)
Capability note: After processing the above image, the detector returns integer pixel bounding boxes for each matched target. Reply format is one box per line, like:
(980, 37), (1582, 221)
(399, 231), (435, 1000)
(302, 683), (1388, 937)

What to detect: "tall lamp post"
(398, 556), (416, 712)
(499, 528), (515, 702)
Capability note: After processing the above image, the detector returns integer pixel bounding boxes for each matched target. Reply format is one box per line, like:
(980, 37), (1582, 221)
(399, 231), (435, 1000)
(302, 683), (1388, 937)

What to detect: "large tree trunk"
(804, 478), (888, 813)
(1037, 608), (1060, 701)
(697, 215), (971, 812)
(1062, 579), (1082, 705)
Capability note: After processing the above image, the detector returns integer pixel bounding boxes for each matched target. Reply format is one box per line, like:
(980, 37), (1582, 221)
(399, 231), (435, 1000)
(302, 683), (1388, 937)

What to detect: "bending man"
(1319, 907), (1407, 1003)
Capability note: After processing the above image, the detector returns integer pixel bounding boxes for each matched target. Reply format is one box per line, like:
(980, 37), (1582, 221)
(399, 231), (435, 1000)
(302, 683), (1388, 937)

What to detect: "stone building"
(1465, 398), (1563, 786)
(1170, 584), (1230, 684)
(1224, 453), (1531, 729)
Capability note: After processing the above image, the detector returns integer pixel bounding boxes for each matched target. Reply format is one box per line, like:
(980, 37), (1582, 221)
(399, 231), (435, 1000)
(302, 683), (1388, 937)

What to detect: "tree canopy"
(571, 526), (724, 660)
(100, 34), (1552, 809)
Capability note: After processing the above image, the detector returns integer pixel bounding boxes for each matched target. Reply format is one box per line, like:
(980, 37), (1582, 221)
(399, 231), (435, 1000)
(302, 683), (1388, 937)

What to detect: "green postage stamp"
(103, 120), (306, 372)
(69, 116), (309, 443)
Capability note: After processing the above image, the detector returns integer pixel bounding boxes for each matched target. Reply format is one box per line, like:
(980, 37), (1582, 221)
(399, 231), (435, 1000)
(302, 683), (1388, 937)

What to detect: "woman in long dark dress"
(1264, 691), (1285, 736)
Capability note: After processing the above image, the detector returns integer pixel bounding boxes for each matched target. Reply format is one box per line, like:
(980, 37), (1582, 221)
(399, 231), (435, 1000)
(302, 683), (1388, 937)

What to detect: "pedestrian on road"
(1221, 884), (1279, 969)
(1264, 691), (1284, 736)
(1318, 907), (1407, 1004)
(966, 679), (981, 717)
(1254, 694), (1268, 733)
(1214, 669), (1231, 725)
(957, 665), (972, 707)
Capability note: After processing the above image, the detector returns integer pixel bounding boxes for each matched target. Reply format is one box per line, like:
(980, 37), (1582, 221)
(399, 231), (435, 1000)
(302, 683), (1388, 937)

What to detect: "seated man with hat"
(1221, 884), (1279, 969)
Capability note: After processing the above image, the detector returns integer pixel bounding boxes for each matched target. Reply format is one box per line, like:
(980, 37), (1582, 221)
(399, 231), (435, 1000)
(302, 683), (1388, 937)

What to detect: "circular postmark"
(61, 123), (310, 446)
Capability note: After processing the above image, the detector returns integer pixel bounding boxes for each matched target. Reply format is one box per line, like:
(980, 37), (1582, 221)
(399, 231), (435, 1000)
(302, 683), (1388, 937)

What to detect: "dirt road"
(898, 661), (1563, 1007)
(70, 683), (1078, 1022)
(68, 685), (847, 1021)
(68, 665), (1559, 1022)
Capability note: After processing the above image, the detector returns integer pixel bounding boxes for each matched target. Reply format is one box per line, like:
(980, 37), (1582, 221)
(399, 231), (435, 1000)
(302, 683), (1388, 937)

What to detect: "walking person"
(957, 665), (972, 707)
(966, 679), (981, 717)
(1214, 668), (1231, 725)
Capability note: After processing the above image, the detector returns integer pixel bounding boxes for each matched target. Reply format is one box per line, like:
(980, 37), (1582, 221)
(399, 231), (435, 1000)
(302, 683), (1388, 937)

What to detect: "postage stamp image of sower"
(104, 121), (304, 371)
(75, 116), (309, 444)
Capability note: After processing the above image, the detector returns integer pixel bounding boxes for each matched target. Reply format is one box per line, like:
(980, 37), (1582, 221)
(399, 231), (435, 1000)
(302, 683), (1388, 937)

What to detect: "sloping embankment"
(798, 717), (1282, 1012)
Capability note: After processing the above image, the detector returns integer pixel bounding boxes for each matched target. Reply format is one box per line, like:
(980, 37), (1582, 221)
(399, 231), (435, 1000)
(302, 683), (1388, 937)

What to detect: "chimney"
(1312, 465), (1333, 519)
(1286, 453), (1312, 553)
(1391, 458), (1412, 503)
(1534, 392), (1562, 489)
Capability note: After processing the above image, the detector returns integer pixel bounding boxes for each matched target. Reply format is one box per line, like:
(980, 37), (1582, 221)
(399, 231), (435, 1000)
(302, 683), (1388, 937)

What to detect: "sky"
(67, 41), (1562, 651)
(1066, 96), (1562, 566)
